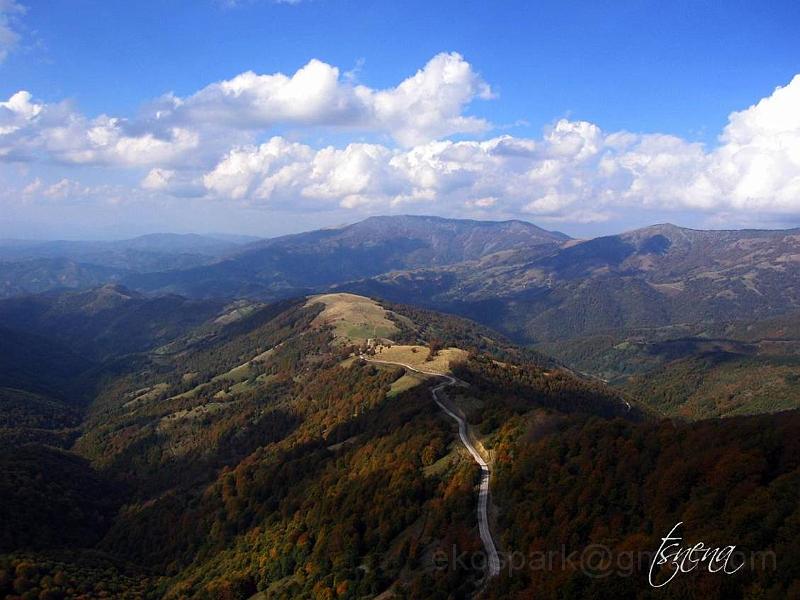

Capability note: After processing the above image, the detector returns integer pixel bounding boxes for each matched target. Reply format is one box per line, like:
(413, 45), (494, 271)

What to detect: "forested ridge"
(0, 289), (797, 599)
(488, 411), (800, 599)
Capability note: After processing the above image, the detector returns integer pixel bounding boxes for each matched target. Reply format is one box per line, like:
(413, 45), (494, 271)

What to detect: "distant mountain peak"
(344, 214), (570, 242)
(126, 214), (570, 298)
(97, 283), (136, 297)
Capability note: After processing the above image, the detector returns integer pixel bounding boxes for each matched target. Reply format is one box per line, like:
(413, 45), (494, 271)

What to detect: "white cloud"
(141, 167), (205, 197)
(0, 90), (40, 134)
(41, 115), (200, 166)
(4, 52), (800, 227)
(170, 59), (359, 129)
(0, 92), (202, 166)
(710, 74), (800, 210)
(152, 52), (491, 146)
(203, 133), (586, 212)
(303, 143), (400, 208)
(13, 175), (151, 206)
(0, 0), (24, 64)
(199, 74), (800, 221)
(202, 136), (314, 201)
(141, 168), (175, 191)
(21, 175), (40, 195)
(465, 197), (497, 209)
(0, 52), (491, 169)
(42, 177), (88, 200)
(363, 52), (493, 146)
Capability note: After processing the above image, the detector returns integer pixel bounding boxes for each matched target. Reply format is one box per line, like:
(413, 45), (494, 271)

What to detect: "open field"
(387, 371), (426, 397)
(372, 344), (468, 375)
(307, 293), (399, 342)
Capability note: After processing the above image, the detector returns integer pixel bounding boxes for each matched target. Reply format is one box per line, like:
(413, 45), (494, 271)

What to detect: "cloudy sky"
(1, 1), (799, 239)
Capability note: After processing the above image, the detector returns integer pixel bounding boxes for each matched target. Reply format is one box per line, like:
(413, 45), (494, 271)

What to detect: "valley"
(358, 354), (500, 580)
(4, 5), (799, 597)
(0, 287), (642, 598)
(0, 218), (799, 599)
(4, 216), (800, 420)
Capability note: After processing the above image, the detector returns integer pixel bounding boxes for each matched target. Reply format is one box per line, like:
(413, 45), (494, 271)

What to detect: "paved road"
(361, 356), (501, 578)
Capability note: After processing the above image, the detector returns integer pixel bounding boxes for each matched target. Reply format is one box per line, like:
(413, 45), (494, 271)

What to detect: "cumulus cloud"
(0, 0), (24, 64)
(141, 167), (205, 197)
(1, 52), (491, 169)
(202, 136), (314, 201)
(38, 114), (200, 166)
(41, 177), (89, 200)
(0, 92), (201, 165)
(141, 168), (175, 191)
(201, 132), (600, 212)
(200, 74), (800, 221)
(0, 90), (40, 135)
(153, 52), (492, 146)
(0, 89), (49, 160)
(198, 129), (645, 214)
(5, 52), (800, 226)
(364, 52), (493, 146)
(710, 74), (800, 210)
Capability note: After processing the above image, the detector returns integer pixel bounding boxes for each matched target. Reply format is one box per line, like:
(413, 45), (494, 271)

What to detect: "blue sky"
(1, 0), (799, 239)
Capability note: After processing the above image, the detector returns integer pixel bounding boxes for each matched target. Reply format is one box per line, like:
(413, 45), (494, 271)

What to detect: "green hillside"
(0, 289), (797, 599)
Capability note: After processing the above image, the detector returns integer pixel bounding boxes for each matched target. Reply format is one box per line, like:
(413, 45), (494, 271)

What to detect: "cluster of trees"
(51, 296), (512, 597)
(0, 287), (226, 361)
(451, 354), (639, 436)
(624, 351), (800, 419)
(0, 445), (118, 554)
(0, 388), (81, 431)
(93, 364), (485, 598)
(539, 309), (800, 421)
(425, 339), (443, 362)
(488, 411), (800, 599)
(0, 552), (157, 599)
(5, 288), (797, 599)
(382, 301), (554, 368)
(0, 326), (93, 449)
(76, 302), (328, 473)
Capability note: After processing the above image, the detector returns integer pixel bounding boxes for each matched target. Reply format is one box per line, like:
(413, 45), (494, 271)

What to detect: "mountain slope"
(0, 291), (634, 598)
(0, 233), (254, 272)
(341, 223), (800, 343)
(1, 290), (797, 599)
(608, 310), (800, 419)
(0, 285), (229, 360)
(489, 410), (800, 599)
(82, 293), (635, 598)
(126, 215), (569, 298)
(0, 326), (93, 447)
(0, 257), (129, 298)
(332, 224), (800, 419)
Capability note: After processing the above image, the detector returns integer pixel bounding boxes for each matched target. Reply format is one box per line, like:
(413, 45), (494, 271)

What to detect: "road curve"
(360, 355), (501, 579)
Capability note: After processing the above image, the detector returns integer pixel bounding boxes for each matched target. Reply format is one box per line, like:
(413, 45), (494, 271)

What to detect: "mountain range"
(0, 233), (258, 297)
(123, 215), (568, 298)
(340, 222), (800, 341)
(5, 215), (800, 418)
(6, 217), (800, 341)
(1, 289), (795, 598)
(1, 216), (799, 598)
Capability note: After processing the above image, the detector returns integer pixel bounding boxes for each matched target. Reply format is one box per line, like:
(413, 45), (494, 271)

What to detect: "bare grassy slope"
(307, 293), (399, 342)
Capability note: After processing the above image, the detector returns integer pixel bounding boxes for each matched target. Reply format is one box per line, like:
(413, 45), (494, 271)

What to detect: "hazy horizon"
(3, 212), (800, 244)
(2, 1), (800, 240)
(2, 4), (799, 598)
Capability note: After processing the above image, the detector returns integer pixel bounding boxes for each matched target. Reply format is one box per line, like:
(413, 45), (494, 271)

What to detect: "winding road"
(360, 355), (501, 579)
